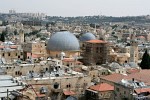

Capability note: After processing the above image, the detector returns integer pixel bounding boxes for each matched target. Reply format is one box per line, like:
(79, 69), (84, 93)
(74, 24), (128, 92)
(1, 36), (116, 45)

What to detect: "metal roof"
(0, 75), (23, 98)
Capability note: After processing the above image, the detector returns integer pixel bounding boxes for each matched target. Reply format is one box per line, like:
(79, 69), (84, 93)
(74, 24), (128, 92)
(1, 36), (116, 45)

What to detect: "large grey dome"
(79, 32), (96, 42)
(47, 31), (80, 51)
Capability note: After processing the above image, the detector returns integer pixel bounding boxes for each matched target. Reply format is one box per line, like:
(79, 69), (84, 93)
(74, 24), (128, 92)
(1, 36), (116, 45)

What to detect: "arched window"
(8, 53), (10, 56)
(46, 68), (48, 71)
(53, 82), (59, 89)
(15, 71), (17, 75)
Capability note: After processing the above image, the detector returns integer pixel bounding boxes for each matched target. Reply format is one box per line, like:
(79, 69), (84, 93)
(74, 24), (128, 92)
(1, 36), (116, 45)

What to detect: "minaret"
(19, 29), (24, 44)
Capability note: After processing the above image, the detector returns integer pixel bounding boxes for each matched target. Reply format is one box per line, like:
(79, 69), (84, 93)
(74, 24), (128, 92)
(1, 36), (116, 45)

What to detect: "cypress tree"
(0, 31), (5, 42)
(140, 49), (150, 69)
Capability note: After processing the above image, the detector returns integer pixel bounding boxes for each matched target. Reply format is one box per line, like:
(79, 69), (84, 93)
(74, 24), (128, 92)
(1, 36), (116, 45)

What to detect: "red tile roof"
(63, 90), (76, 95)
(101, 70), (150, 86)
(127, 68), (140, 74)
(86, 39), (107, 44)
(137, 36), (145, 39)
(10, 45), (18, 49)
(100, 73), (126, 83)
(135, 88), (150, 94)
(89, 83), (114, 92)
(125, 70), (150, 85)
(0, 46), (4, 49)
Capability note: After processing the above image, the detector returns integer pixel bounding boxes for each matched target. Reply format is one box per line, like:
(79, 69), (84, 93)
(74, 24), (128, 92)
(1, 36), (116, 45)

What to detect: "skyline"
(0, 0), (150, 17)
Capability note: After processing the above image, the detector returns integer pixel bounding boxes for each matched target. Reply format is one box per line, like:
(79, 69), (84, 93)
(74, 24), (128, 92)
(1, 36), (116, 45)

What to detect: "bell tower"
(130, 40), (138, 63)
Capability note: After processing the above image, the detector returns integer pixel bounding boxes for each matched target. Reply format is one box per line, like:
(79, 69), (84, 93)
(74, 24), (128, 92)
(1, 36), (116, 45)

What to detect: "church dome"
(79, 32), (96, 42)
(47, 31), (80, 51)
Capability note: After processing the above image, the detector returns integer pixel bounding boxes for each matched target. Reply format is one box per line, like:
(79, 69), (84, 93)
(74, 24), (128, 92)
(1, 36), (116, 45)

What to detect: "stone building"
(129, 40), (139, 63)
(0, 45), (23, 64)
(81, 39), (108, 65)
(114, 79), (150, 100)
(85, 83), (114, 100)
(23, 42), (46, 60)
(19, 29), (24, 44)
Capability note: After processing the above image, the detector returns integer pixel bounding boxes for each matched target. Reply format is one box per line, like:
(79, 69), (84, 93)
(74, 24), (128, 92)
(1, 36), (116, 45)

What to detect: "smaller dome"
(79, 32), (96, 42)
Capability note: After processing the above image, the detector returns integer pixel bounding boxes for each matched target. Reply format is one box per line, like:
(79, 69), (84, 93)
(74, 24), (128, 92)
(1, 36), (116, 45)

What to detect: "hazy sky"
(0, 0), (150, 17)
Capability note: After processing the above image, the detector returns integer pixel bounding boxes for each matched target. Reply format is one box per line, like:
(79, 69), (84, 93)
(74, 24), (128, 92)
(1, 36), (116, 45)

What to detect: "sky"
(0, 0), (150, 17)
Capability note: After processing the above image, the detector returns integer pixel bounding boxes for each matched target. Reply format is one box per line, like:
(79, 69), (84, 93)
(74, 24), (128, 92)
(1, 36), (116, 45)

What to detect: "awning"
(63, 90), (76, 95)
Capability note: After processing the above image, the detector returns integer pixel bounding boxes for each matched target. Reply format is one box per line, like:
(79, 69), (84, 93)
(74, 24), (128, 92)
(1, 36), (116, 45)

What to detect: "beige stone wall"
(6, 64), (47, 77)
(89, 70), (98, 79)
(0, 50), (23, 63)
(98, 91), (114, 100)
(23, 42), (46, 54)
(47, 51), (80, 58)
(129, 41), (139, 63)
(89, 69), (109, 82)
(108, 54), (117, 63)
(115, 68), (126, 74)
(32, 43), (46, 54)
(23, 76), (91, 96)
(23, 42), (47, 60)
(117, 56), (129, 64)
(23, 43), (32, 53)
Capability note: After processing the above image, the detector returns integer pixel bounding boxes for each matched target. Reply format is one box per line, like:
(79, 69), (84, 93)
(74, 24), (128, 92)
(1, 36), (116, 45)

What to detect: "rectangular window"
(124, 91), (126, 94)
(8, 53), (10, 56)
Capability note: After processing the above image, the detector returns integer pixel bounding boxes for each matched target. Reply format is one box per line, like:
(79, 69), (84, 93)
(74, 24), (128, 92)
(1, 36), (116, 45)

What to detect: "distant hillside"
(1, 13), (150, 24)
(46, 15), (150, 24)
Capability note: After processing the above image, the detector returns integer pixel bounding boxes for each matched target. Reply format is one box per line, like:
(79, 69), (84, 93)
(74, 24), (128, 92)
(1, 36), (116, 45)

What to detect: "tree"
(140, 49), (150, 69)
(0, 31), (6, 42)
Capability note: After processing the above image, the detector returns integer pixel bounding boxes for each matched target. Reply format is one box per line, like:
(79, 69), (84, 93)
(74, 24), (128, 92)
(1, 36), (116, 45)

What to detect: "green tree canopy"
(0, 31), (6, 42)
(140, 49), (150, 69)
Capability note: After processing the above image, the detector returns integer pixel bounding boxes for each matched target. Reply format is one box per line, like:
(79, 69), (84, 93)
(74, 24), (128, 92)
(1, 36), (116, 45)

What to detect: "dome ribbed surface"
(47, 31), (79, 51)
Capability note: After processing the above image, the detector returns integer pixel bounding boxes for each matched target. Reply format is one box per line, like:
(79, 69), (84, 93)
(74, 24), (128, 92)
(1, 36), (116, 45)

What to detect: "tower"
(130, 40), (138, 63)
(19, 29), (24, 44)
